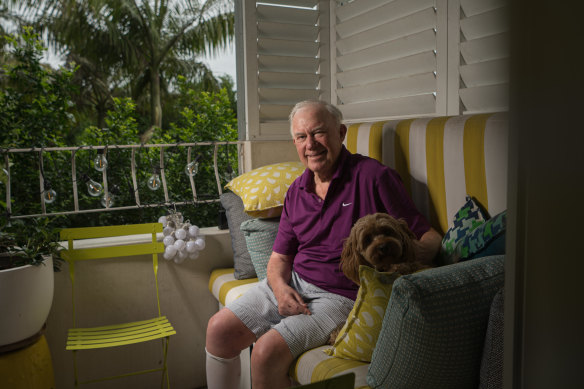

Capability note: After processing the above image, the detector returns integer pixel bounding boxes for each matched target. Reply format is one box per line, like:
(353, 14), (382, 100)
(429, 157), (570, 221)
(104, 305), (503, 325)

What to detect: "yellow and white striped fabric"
(212, 113), (508, 388)
(292, 346), (370, 389)
(345, 113), (508, 234)
(208, 268), (258, 307)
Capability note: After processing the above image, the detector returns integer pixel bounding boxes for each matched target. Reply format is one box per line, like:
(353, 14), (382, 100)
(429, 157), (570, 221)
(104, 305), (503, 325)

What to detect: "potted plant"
(0, 217), (63, 347)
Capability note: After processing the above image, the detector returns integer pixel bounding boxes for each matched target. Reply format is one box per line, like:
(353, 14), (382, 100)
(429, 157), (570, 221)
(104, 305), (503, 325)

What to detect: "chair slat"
(62, 242), (164, 261)
(60, 223), (162, 240)
(66, 317), (175, 350)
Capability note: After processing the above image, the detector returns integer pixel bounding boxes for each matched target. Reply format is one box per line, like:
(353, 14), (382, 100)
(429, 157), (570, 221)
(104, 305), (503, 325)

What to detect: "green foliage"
(0, 217), (64, 271)
(0, 28), (76, 220)
(0, 28), (238, 230)
(0, 27), (77, 148)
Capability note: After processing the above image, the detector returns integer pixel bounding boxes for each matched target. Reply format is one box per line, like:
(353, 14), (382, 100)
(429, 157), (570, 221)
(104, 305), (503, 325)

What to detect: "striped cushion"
(208, 268), (258, 307)
(291, 346), (370, 389)
(345, 113), (508, 234)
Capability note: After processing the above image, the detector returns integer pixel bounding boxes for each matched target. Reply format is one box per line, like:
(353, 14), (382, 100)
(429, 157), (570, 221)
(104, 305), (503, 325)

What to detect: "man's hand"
(266, 251), (311, 316)
(273, 284), (311, 316)
(414, 227), (442, 265)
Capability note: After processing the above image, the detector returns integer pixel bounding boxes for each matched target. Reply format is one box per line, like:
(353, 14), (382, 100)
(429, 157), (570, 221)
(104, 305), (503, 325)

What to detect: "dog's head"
(340, 213), (417, 284)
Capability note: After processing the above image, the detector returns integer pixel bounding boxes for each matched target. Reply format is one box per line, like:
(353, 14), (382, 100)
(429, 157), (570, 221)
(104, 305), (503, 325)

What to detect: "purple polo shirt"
(273, 146), (431, 300)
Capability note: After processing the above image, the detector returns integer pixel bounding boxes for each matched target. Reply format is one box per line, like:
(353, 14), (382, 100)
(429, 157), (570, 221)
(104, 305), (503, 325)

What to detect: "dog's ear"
(397, 218), (417, 261)
(340, 232), (361, 285)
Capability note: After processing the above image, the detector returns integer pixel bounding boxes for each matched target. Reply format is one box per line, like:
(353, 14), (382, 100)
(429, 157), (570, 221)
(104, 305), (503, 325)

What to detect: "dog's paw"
(327, 326), (343, 345)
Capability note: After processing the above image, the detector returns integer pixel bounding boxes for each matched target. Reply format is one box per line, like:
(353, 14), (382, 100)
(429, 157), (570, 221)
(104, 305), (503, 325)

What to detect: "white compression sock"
(205, 348), (241, 389)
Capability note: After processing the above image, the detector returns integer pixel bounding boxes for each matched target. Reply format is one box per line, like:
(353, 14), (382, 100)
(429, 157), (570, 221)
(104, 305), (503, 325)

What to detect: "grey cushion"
(367, 255), (505, 389)
(479, 288), (504, 389)
(220, 192), (255, 279)
(240, 218), (279, 281)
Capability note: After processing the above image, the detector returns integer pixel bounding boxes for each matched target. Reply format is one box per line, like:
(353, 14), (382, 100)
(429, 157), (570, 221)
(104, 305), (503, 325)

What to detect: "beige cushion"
(208, 268), (258, 307)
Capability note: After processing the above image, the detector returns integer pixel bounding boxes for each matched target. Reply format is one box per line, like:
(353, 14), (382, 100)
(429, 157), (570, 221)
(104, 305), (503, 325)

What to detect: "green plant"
(0, 217), (64, 271)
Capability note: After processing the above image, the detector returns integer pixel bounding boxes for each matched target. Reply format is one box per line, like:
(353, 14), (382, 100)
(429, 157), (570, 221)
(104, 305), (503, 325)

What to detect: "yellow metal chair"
(60, 223), (175, 388)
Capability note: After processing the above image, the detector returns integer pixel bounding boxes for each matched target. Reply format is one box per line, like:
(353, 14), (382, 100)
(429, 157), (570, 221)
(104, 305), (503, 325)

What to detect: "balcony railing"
(1, 141), (243, 220)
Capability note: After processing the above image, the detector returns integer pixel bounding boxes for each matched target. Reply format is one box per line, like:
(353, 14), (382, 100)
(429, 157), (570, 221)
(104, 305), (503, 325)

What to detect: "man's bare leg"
(251, 329), (294, 389)
(206, 308), (256, 388)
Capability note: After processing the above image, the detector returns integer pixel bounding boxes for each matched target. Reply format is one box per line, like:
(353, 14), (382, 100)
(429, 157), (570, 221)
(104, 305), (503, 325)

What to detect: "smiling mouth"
(306, 151), (325, 159)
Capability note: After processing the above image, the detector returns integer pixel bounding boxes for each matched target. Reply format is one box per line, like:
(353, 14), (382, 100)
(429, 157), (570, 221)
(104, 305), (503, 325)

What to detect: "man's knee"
(206, 308), (255, 358)
(252, 330), (292, 367)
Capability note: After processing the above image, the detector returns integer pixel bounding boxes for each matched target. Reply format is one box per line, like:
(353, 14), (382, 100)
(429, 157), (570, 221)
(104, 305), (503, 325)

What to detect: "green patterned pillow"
(324, 266), (400, 363)
(367, 255), (505, 389)
(440, 196), (487, 264)
(459, 211), (506, 261)
(240, 218), (279, 280)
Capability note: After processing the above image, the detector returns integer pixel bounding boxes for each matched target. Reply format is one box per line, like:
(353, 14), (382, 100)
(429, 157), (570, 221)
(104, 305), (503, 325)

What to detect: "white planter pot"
(0, 256), (54, 346)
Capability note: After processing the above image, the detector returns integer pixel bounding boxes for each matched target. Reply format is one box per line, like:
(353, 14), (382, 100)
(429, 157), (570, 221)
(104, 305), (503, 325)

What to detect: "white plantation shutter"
(236, 0), (509, 133)
(450, 0), (509, 114)
(241, 0), (330, 140)
(332, 0), (448, 122)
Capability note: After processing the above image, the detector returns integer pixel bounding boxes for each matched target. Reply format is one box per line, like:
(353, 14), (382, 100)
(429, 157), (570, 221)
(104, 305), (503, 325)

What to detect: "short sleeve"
(272, 186), (300, 256)
(376, 168), (431, 239)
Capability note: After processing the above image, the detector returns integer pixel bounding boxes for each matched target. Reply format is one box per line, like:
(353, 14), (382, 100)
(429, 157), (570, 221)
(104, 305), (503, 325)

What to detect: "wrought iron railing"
(1, 142), (243, 220)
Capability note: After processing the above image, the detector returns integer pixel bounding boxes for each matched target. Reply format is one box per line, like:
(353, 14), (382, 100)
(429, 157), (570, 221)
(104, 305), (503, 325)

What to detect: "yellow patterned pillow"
(324, 265), (400, 362)
(225, 162), (305, 218)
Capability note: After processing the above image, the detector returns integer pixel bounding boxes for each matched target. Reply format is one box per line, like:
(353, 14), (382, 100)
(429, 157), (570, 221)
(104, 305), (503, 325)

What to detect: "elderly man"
(206, 100), (441, 389)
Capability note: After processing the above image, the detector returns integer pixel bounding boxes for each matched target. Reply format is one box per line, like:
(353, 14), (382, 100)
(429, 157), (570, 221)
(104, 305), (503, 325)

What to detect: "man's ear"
(339, 124), (348, 142)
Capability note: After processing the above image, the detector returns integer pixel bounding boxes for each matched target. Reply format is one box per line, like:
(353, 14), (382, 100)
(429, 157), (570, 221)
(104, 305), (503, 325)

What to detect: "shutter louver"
(457, 0), (509, 113)
(243, 0), (328, 140)
(333, 0), (444, 122)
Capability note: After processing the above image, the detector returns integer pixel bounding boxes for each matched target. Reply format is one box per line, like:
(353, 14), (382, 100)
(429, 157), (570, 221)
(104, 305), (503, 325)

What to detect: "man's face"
(292, 105), (346, 179)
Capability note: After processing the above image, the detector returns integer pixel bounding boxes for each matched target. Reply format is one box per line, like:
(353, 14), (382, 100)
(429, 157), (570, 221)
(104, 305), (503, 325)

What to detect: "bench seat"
(209, 268), (258, 307)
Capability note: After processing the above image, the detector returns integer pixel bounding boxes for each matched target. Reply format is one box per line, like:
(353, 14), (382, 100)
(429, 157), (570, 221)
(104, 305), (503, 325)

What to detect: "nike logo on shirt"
(342, 202), (352, 207)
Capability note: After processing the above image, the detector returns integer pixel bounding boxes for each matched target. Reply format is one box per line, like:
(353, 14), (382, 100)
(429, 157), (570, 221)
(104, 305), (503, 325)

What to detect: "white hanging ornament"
(163, 235), (175, 247)
(173, 239), (185, 250)
(185, 240), (198, 253)
(164, 245), (177, 260)
(174, 250), (188, 264)
(163, 226), (174, 236)
(158, 215), (168, 226)
(175, 228), (187, 240)
(188, 225), (200, 238)
(194, 237), (206, 250)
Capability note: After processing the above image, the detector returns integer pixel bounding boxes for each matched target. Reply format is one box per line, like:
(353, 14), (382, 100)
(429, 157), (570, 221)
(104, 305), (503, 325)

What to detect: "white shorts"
(227, 271), (354, 357)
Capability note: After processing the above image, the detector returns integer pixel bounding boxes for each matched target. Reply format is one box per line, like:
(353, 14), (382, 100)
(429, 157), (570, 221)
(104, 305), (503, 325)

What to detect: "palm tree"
(30, 0), (235, 131)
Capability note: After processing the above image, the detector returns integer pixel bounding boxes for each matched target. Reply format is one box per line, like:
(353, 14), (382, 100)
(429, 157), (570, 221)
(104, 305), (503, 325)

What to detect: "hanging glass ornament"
(93, 150), (108, 172)
(44, 189), (57, 204)
(147, 166), (162, 191)
(82, 174), (103, 197)
(100, 192), (115, 208)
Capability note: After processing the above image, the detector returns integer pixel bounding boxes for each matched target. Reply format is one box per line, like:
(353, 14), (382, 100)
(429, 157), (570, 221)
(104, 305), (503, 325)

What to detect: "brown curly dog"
(340, 212), (430, 285)
(328, 213), (431, 345)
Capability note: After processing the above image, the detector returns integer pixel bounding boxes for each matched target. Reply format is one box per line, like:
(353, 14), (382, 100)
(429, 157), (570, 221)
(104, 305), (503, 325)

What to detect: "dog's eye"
(362, 236), (372, 248)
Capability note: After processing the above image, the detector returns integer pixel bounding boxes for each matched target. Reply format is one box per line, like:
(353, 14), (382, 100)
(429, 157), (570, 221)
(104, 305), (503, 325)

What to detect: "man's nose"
(306, 134), (316, 148)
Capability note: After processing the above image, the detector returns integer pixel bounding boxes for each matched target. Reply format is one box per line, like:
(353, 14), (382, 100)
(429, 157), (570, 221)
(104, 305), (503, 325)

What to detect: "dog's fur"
(328, 213), (431, 345)
(340, 213), (430, 285)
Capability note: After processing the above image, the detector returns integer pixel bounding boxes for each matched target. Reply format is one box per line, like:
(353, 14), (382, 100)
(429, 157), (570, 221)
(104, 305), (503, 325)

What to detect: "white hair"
(288, 100), (343, 137)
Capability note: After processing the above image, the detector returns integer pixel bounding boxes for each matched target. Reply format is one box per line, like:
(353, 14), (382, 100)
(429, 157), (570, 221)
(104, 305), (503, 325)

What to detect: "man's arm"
(414, 227), (442, 265)
(267, 252), (311, 316)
